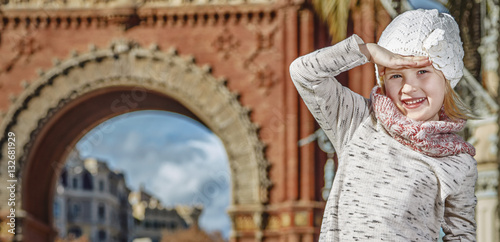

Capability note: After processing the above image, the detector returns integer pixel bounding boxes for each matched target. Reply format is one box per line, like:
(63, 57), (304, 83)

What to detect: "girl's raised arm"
(289, 34), (370, 153)
(359, 43), (432, 76)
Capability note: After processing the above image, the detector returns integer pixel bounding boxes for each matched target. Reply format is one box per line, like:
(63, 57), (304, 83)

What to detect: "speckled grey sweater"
(289, 35), (477, 241)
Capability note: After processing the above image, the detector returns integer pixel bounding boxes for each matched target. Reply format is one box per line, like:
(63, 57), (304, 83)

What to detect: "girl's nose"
(401, 81), (417, 94)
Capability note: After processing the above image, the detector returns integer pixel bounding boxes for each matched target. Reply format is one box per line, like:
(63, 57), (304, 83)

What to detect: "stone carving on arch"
(0, 38), (272, 208)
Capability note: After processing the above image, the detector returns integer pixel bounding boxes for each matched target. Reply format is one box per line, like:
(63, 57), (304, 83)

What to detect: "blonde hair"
(442, 81), (476, 120)
(378, 76), (475, 121)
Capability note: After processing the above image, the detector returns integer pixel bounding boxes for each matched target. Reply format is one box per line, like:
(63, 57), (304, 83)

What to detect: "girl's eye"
(389, 74), (402, 79)
(418, 70), (428, 74)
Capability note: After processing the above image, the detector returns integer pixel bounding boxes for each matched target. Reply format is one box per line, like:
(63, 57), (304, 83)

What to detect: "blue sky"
(408, 0), (448, 13)
(76, 110), (231, 238)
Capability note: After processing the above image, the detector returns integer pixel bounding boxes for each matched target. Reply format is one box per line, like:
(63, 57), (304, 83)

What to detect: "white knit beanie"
(376, 9), (464, 88)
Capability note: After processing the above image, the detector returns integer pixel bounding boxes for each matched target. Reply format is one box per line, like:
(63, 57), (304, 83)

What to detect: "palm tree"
(312, 0), (352, 43)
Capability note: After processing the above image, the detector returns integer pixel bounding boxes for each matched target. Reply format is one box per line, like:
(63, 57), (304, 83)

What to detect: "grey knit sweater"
(289, 35), (477, 241)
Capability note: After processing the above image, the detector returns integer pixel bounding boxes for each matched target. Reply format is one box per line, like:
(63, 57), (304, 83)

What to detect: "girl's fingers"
(414, 57), (432, 67)
(410, 56), (431, 65)
(412, 56), (430, 61)
(377, 55), (430, 74)
(397, 56), (431, 68)
(394, 57), (417, 67)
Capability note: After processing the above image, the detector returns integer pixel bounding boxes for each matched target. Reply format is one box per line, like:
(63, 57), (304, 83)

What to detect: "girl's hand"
(359, 43), (432, 76)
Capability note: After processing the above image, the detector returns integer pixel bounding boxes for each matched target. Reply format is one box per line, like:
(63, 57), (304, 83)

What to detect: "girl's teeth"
(405, 98), (425, 105)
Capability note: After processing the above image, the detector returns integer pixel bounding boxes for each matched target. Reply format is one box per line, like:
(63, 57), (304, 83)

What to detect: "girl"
(290, 9), (477, 241)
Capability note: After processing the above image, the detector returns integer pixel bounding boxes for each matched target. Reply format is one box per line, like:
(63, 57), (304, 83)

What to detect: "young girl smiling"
(290, 9), (477, 241)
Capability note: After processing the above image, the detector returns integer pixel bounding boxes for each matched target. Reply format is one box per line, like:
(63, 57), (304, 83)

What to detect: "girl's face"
(383, 65), (446, 121)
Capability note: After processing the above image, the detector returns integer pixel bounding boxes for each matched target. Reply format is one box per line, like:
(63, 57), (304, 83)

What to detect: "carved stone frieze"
(1, 0), (275, 9)
(0, 39), (271, 209)
(0, 8), (278, 32)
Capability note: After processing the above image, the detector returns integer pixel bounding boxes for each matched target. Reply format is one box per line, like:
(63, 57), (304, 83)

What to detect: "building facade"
(129, 188), (201, 242)
(53, 150), (134, 242)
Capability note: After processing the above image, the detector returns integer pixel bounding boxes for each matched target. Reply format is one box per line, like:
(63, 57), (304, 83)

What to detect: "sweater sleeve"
(289, 34), (371, 153)
(442, 158), (478, 242)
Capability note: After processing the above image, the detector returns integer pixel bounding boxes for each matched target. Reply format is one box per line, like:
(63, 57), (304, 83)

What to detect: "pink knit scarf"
(371, 87), (475, 157)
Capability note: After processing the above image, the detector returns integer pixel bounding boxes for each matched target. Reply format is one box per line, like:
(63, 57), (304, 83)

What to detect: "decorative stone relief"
(0, 39), (271, 211)
(280, 213), (290, 227)
(253, 65), (277, 94)
(1, 0), (276, 9)
(294, 211), (308, 226)
(478, 0), (499, 71)
(476, 169), (499, 198)
(299, 128), (336, 201)
(235, 215), (256, 230)
(243, 26), (279, 94)
(478, 0), (500, 96)
(254, 28), (276, 50)
(265, 215), (280, 230)
(0, 6), (277, 31)
(212, 28), (241, 60)
(0, 30), (42, 74)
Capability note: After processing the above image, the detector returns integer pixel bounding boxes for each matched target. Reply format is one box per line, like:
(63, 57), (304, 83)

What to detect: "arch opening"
(53, 109), (232, 240)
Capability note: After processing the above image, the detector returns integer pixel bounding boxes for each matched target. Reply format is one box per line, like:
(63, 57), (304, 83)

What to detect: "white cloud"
(122, 131), (142, 152)
(150, 138), (230, 205)
(149, 137), (231, 238)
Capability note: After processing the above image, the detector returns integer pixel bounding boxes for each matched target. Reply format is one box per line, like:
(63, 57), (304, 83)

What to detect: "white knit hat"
(376, 9), (464, 88)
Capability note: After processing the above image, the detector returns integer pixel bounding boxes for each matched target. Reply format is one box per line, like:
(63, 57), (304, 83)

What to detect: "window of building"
(72, 203), (81, 218)
(99, 180), (104, 192)
(81, 201), (91, 221)
(98, 203), (105, 220)
(61, 169), (68, 187)
(72, 177), (78, 189)
(82, 171), (93, 190)
(98, 230), (106, 242)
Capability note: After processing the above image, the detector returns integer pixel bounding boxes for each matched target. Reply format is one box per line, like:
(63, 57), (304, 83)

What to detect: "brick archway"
(0, 40), (271, 241)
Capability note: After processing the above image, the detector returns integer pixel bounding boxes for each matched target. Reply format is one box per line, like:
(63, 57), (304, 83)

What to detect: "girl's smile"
(402, 97), (427, 107)
(384, 65), (446, 121)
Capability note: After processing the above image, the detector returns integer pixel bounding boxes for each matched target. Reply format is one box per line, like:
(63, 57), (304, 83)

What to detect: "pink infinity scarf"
(371, 87), (475, 157)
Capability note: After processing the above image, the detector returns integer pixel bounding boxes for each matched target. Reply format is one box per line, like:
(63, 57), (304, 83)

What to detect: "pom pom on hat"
(376, 9), (464, 88)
